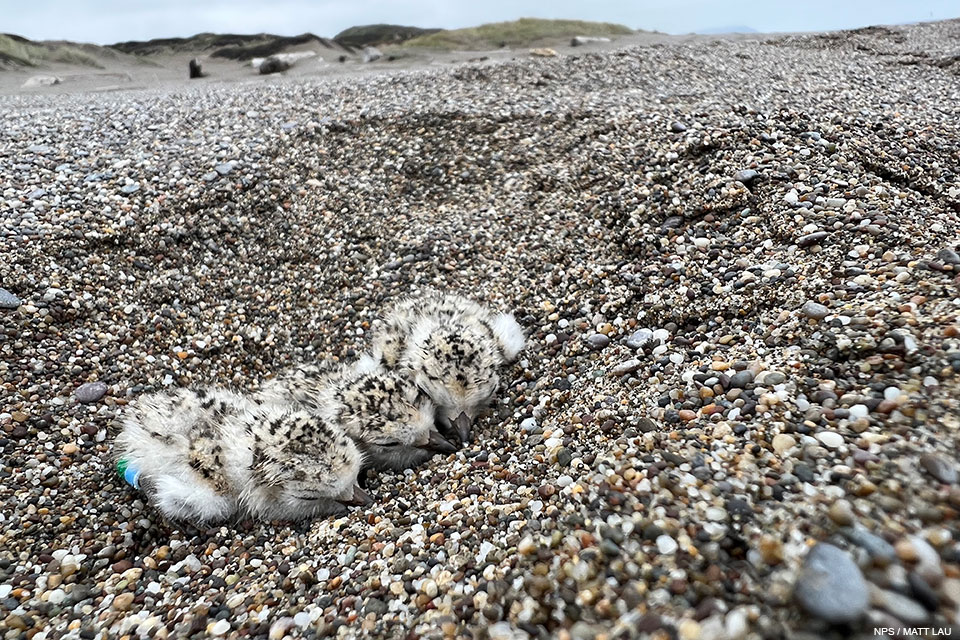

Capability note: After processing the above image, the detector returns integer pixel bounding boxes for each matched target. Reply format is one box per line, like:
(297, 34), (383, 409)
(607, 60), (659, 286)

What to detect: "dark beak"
(454, 412), (472, 444)
(338, 484), (371, 507)
(435, 414), (455, 440)
(426, 429), (458, 453)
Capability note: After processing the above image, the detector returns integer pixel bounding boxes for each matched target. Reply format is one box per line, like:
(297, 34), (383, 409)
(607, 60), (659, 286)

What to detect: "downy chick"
(115, 386), (367, 525)
(360, 291), (525, 443)
(261, 362), (456, 471)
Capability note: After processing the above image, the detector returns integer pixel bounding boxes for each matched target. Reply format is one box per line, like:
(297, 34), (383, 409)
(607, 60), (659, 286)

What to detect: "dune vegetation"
(402, 17), (633, 50)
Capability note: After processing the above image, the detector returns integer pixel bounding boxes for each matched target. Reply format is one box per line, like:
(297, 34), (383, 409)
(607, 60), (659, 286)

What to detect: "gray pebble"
(625, 328), (653, 349)
(728, 370), (754, 389)
(844, 527), (896, 565)
(587, 334), (610, 350)
(794, 543), (869, 624)
(800, 300), (830, 320)
(936, 247), (960, 265)
(797, 231), (830, 247)
(611, 359), (642, 376)
(874, 587), (929, 625)
(75, 382), (108, 404)
(919, 453), (957, 484)
(0, 288), (21, 309)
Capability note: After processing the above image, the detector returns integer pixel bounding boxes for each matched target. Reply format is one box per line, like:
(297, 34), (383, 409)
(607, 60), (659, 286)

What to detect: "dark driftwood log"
(189, 59), (204, 79)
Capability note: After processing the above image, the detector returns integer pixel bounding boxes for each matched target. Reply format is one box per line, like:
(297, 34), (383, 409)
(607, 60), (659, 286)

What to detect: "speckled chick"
(115, 386), (367, 524)
(359, 291), (525, 443)
(261, 362), (455, 471)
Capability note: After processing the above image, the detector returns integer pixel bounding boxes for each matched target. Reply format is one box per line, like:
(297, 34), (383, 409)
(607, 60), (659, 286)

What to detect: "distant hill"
(109, 32), (346, 60)
(0, 33), (106, 68)
(333, 24), (440, 48)
(402, 17), (634, 50)
(696, 25), (759, 34)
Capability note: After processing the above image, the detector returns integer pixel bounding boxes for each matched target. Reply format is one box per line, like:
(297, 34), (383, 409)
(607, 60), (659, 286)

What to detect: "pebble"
(113, 593), (134, 611)
(797, 231), (830, 247)
(74, 381), (107, 403)
(625, 328), (654, 349)
(728, 370), (754, 389)
(210, 619), (231, 636)
(816, 431), (844, 449)
(794, 543), (869, 624)
(845, 527), (896, 565)
(772, 434), (796, 455)
(919, 453), (957, 484)
(0, 288), (21, 309)
(873, 588), (929, 625)
(656, 535), (678, 555)
(611, 359), (642, 376)
(587, 334), (610, 350)
(828, 499), (855, 526)
(269, 618), (295, 640)
(800, 300), (830, 320)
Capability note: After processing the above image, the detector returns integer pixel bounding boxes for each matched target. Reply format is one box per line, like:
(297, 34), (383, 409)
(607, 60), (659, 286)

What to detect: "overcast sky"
(5, 0), (958, 44)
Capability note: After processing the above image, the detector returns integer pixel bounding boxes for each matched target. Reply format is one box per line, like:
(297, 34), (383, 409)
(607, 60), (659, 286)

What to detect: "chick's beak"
(426, 429), (459, 453)
(338, 484), (371, 507)
(454, 412), (472, 444)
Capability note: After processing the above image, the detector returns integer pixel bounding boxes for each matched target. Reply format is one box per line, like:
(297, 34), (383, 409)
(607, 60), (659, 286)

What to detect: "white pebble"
(656, 535), (678, 555)
(817, 431), (844, 449)
(848, 404), (869, 419)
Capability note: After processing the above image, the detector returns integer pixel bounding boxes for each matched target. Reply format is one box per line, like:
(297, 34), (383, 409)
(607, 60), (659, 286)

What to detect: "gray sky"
(5, 0), (958, 44)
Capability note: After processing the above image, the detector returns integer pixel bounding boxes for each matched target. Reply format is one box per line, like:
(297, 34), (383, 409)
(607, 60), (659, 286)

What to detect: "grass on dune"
(0, 34), (103, 68)
(402, 18), (634, 50)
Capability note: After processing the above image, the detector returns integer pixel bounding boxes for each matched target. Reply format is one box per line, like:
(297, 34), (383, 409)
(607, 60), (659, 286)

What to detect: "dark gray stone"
(729, 370), (754, 389)
(587, 334), (610, 350)
(798, 231), (830, 247)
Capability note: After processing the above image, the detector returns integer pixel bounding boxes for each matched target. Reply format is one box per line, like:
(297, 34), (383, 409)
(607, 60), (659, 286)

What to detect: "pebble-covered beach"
(2, 19), (960, 640)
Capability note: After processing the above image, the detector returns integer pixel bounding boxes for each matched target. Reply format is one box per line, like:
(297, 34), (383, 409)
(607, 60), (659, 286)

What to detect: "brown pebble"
(538, 484), (557, 498)
(828, 499), (855, 526)
(678, 410), (697, 422)
(112, 559), (133, 574)
(113, 593), (134, 611)
(895, 539), (918, 563)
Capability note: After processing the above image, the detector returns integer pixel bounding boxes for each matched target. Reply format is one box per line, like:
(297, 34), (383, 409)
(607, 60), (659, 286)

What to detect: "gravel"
(2, 18), (960, 640)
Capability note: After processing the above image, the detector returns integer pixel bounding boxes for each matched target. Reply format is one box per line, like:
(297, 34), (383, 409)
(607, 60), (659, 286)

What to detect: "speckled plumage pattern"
(115, 386), (364, 524)
(364, 292), (526, 435)
(263, 362), (447, 471)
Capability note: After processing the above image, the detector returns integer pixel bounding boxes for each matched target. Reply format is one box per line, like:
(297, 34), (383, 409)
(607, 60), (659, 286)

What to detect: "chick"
(361, 292), (525, 443)
(115, 386), (367, 524)
(262, 362), (456, 471)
